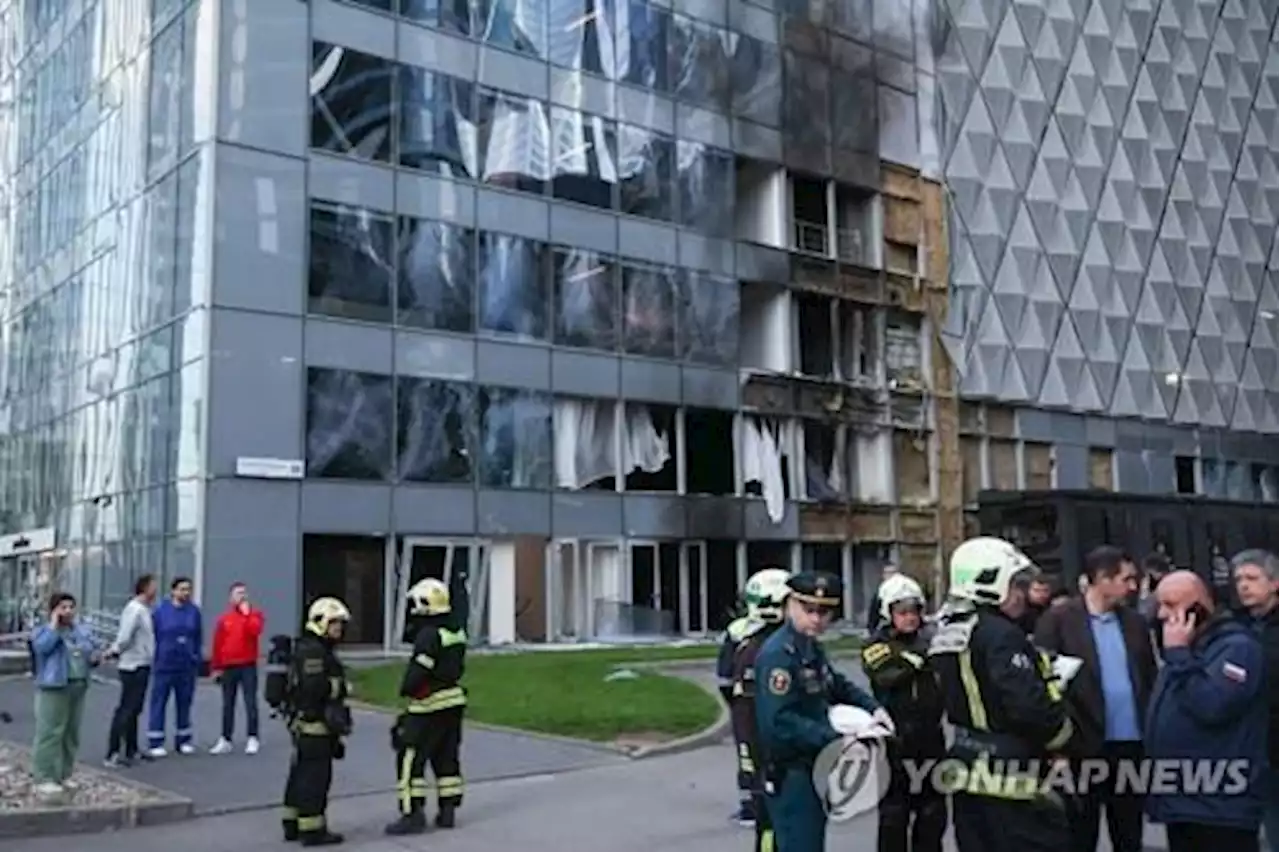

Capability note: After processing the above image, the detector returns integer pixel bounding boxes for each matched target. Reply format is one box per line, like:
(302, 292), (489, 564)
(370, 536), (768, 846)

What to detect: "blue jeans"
(220, 664), (260, 740)
(1264, 771), (1278, 852)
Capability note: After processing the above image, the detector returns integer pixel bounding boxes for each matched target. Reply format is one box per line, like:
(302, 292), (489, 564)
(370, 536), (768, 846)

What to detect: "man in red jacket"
(209, 582), (265, 755)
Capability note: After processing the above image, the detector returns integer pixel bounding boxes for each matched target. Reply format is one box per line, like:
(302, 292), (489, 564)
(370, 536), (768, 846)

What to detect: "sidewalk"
(0, 675), (621, 814)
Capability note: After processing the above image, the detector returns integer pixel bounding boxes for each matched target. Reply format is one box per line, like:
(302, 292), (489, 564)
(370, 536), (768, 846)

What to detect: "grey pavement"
(0, 674), (622, 814)
(0, 740), (1171, 852)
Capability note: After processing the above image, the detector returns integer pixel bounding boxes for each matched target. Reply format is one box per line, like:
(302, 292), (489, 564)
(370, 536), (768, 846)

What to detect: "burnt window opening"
(792, 175), (829, 255)
(840, 301), (878, 379)
(747, 541), (792, 574)
(684, 408), (735, 495)
(706, 540), (740, 630)
(743, 415), (792, 502)
(1174, 456), (1197, 494)
(796, 293), (835, 377)
(884, 310), (922, 386)
(795, 294), (879, 381)
(624, 404), (677, 491)
(803, 421), (845, 500)
(835, 186), (874, 265)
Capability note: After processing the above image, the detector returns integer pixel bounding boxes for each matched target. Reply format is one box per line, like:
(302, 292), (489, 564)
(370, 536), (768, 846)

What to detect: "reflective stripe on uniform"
(281, 806), (298, 820)
(437, 775), (464, 798)
(439, 628), (467, 647)
(407, 686), (466, 714)
(958, 650), (989, 731)
(397, 748), (417, 813)
(293, 719), (329, 736)
(328, 677), (343, 699)
(761, 828), (776, 852)
(937, 757), (1045, 802)
(1045, 718), (1074, 752)
(413, 653), (435, 669)
(737, 742), (754, 774)
(297, 815), (325, 831)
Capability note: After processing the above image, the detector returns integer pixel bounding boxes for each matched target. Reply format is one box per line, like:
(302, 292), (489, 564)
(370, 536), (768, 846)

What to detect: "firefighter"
(754, 571), (891, 852)
(384, 577), (467, 836)
(927, 536), (1074, 852)
(282, 597), (353, 847)
(728, 567), (792, 847)
(717, 591), (757, 824)
(861, 574), (947, 852)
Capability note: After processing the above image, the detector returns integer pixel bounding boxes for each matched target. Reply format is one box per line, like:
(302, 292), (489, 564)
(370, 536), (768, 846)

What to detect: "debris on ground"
(603, 668), (640, 682)
(0, 740), (165, 811)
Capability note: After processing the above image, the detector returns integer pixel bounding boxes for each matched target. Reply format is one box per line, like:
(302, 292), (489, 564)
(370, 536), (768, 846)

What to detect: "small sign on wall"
(235, 457), (304, 480)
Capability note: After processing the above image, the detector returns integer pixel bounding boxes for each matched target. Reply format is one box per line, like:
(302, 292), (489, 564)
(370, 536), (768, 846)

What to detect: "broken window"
(795, 295), (878, 380)
(893, 431), (931, 504)
(681, 271), (740, 366)
(624, 404), (677, 491)
(396, 376), (475, 484)
(684, 408), (735, 495)
(397, 216), (474, 333)
(796, 294), (835, 377)
(1174, 455), (1196, 494)
(552, 398), (674, 491)
(848, 430), (893, 502)
(1024, 442), (1053, 490)
(802, 421), (846, 501)
(307, 202), (394, 323)
(884, 311), (922, 386)
(989, 439), (1018, 490)
(554, 248), (618, 352)
(835, 186), (874, 265)
(1088, 447), (1113, 490)
(478, 232), (549, 339)
(884, 240), (918, 275)
(621, 262), (677, 358)
(305, 367), (393, 480)
(477, 386), (552, 489)
(742, 415), (790, 521)
(839, 301), (878, 379)
(792, 175), (828, 255)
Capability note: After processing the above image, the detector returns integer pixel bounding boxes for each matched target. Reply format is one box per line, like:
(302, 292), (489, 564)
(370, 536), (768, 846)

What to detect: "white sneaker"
(32, 782), (63, 800)
(178, 743), (197, 755)
(244, 737), (260, 755)
(147, 747), (167, 758)
(209, 738), (233, 755)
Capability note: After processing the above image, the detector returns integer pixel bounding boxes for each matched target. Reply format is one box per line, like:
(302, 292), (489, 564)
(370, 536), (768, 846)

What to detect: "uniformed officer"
(282, 597), (353, 847)
(861, 574), (947, 852)
(385, 578), (467, 836)
(717, 590), (757, 824)
(754, 571), (892, 852)
(927, 537), (1074, 852)
(728, 567), (792, 848)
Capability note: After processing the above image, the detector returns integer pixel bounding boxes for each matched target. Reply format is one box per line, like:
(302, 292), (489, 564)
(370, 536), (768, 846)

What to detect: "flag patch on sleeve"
(1222, 662), (1248, 683)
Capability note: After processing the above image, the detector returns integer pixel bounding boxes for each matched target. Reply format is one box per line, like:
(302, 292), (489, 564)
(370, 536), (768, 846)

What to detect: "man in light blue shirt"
(1034, 546), (1157, 852)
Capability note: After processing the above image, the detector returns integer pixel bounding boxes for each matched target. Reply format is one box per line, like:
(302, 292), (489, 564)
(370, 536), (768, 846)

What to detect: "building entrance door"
(391, 538), (488, 646)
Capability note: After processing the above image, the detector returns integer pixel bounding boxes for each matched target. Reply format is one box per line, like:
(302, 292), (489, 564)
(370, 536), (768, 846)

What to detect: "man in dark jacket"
(1146, 570), (1268, 852)
(1035, 547), (1156, 852)
(1232, 550), (1278, 852)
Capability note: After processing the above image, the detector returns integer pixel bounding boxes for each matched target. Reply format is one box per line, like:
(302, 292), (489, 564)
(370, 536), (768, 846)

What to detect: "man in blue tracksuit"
(1146, 570), (1267, 852)
(147, 576), (203, 756)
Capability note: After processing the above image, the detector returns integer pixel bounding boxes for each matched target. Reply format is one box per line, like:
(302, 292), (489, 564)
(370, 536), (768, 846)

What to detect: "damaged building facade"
(0, 0), (1273, 646)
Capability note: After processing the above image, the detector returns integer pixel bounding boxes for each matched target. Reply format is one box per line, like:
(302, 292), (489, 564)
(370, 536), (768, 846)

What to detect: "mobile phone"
(1185, 603), (1210, 624)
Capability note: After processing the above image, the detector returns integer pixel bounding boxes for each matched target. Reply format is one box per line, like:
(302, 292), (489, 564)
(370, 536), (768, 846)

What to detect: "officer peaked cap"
(787, 571), (842, 606)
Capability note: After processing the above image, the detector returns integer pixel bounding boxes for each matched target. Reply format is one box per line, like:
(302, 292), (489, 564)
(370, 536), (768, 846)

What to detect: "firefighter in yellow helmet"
(928, 537), (1074, 852)
(282, 597), (353, 847)
(384, 578), (467, 836)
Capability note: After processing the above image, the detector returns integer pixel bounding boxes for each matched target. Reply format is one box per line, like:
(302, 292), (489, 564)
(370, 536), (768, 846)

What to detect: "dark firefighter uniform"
(927, 605), (1074, 852)
(730, 618), (782, 848)
(719, 613), (756, 821)
(282, 608), (352, 846)
(755, 572), (882, 852)
(861, 624), (947, 852)
(385, 620), (468, 834)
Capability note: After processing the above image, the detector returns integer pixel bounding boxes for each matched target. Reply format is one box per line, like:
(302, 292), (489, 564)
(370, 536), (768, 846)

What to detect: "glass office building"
(0, 0), (1274, 647)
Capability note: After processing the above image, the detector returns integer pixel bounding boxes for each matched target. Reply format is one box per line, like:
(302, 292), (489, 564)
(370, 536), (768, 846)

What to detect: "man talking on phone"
(1145, 570), (1268, 852)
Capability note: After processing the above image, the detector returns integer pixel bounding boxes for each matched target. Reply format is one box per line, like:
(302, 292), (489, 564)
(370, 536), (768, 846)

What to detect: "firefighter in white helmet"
(385, 578), (467, 836)
(726, 568), (792, 844)
(927, 537), (1074, 852)
(281, 597), (352, 847)
(861, 574), (947, 852)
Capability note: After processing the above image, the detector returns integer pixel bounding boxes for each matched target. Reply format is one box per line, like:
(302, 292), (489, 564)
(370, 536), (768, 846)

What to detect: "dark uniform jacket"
(400, 620), (468, 714)
(1235, 604), (1278, 765)
(754, 622), (880, 768)
(729, 622), (779, 779)
(861, 626), (945, 757)
(929, 607), (1074, 764)
(290, 628), (351, 737)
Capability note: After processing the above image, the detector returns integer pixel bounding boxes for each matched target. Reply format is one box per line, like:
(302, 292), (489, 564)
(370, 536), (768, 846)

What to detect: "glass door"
(545, 540), (582, 641)
(682, 541), (708, 634)
(394, 538), (483, 646)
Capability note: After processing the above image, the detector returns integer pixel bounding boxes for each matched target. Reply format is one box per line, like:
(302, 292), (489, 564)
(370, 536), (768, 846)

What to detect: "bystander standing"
(29, 593), (100, 799)
(105, 574), (157, 767)
(1232, 550), (1278, 852)
(209, 582), (265, 755)
(147, 577), (202, 757)
(1146, 570), (1268, 852)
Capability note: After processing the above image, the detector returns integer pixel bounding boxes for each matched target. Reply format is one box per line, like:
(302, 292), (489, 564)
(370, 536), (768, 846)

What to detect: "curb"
(623, 667), (731, 760)
(0, 796), (193, 839)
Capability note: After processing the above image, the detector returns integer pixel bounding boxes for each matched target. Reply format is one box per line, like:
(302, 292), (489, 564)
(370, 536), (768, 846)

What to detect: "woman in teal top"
(30, 592), (101, 796)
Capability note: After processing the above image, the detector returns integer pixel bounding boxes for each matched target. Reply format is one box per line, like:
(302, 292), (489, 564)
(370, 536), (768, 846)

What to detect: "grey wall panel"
(397, 23), (478, 79)
(477, 341), (551, 390)
(682, 366), (739, 410)
(549, 205), (618, 253)
(744, 501), (798, 540)
(203, 479), (302, 645)
(206, 310), (305, 476)
(395, 173), (476, 226)
(476, 47), (549, 100)
(1053, 444), (1089, 490)
(623, 495), (688, 538)
(615, 86), (675, 135)
(213, 146), (307, 314)
(550, 69), (615, 116)
(678, 107), (732, 149)
(302, 482), (392, 531)
(551, 493), (625, 537)
(678, 233), (736, 277)
(1145, 453), (1176, 495)
(395, 331), (476, 381)
(618, 220), (678, 265)
(1084, 417), (1117, 448)
(551, 351), (620, 398)
(620, 359), (682, 404)
(311, 0), (396, 58)
(477, 491), (552, 536)
(476, 190), (549, 240)
(735, 243), (790, 285)
(305, 320), (394, 373)
(309, 155), (395, 211)
(393, 486), (476, 534)
(1114, 451), (1150, 493)
(217, 0), (309, 156)
(686, 496), (744, 539)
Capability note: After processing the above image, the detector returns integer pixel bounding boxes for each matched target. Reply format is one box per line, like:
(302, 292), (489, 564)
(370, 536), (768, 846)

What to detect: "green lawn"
(348, 638), (861, 743)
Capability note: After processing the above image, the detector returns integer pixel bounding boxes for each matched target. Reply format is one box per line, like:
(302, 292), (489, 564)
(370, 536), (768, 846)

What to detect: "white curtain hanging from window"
(742, 415), (786, 523)
(553, 399), (670, 489)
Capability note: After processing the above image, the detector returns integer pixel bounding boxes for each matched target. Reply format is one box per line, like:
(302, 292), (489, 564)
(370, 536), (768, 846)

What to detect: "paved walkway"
(0, 675), (621, 814)
(0, 739), (1170, 852)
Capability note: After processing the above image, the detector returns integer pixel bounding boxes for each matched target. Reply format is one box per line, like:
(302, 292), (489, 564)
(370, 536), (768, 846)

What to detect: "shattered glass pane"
(397, 377), (475, 483)
(305, 368), (393, 480)
(622, 263), (677, 358)
(676, 141), (734, 238)
(308, 203), (395, 323)
(681, 271), (739, 366)
(397, 217), (474, 333)
(478, 233), (549, 340)
(669, 15), (731, 112)
(551, 107), (618, 210)
(618, 123), (673, 222)
(310, 43), (394, 162)
(398, 66), (477, 179)
(478, 387), (552, 489)
(555, 249), (619, 351)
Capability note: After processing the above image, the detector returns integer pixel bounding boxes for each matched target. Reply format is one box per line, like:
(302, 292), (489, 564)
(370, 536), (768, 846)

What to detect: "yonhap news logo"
(812, 737), (892, 822)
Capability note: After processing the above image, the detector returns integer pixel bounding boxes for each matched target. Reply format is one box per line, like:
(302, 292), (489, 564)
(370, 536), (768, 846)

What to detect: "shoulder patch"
(862, 643), (892, 665)
(768, 667), (791, 695)
(1222, 661), (1248, 683)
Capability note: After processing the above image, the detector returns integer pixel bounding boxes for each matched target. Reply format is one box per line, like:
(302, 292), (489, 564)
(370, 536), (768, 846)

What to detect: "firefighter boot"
(384, 812), (427, 836)
(436, 804), (457, 828)
(282, 819), (299, 842)
(300, 829), (345, 847)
